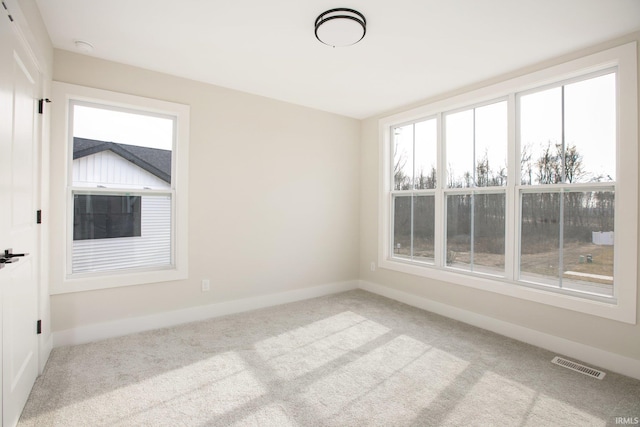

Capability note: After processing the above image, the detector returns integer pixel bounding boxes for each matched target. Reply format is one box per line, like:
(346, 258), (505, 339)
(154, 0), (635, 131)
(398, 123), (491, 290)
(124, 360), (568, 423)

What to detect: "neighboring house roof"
(73, 137), (171, 183)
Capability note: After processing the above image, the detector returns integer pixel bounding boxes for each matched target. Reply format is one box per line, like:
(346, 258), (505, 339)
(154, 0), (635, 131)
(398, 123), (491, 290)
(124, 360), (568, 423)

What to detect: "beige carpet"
(19, 290), (640, 426)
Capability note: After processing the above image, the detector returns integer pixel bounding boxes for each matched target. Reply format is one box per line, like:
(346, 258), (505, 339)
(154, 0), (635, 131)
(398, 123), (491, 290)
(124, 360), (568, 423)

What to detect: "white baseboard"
(53, 280), (358, 347)
(39, 334), (53, 374)
(359, 280), (640, 381)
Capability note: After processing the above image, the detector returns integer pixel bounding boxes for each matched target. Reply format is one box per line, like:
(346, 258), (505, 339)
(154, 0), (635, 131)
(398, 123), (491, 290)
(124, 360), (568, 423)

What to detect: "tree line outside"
(392, 142), (615, 295)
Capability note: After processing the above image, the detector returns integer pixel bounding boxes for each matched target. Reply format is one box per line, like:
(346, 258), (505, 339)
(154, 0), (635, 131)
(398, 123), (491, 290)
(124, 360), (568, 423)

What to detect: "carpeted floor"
(19, 290), (640, 426)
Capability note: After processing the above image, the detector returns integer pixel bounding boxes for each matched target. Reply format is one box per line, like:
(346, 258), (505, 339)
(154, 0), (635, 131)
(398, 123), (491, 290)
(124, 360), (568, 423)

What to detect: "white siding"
(73, 150), (169, 189)
(72, 195), (171, 273)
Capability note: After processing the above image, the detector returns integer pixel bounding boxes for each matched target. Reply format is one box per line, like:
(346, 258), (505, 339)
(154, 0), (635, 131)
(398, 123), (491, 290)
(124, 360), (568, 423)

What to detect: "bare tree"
(476, 153), (489, 187)
(536, 142), (561, 184)
(415, 166), (437, 190)
(563, 144), (584, 183)
(521, 143), (533, 185)
(393, 144), (411, 190)
(534, 142), (584, 185)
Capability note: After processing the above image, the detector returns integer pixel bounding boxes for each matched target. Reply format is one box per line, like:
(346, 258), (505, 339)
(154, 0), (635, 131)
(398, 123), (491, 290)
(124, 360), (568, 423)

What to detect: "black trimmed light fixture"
(315, 8), (366, 48)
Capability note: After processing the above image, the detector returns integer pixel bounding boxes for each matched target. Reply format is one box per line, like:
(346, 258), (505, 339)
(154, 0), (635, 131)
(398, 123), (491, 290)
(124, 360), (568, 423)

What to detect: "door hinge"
(37, 320), (42, 335)
(1, 2), (13, 22)
(36, 209), (42, 224)
(38, 98), (51, 114)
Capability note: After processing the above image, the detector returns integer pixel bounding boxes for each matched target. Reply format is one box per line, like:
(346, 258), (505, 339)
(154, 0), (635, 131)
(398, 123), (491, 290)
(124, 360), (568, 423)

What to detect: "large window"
(444, 101), (507, 276)
(69, 101), (174, 275)
(379, 43), (638, 323)
(51, 82), (190, 293)
(392, 118), (437, 264)
(518, 73), (616, 297)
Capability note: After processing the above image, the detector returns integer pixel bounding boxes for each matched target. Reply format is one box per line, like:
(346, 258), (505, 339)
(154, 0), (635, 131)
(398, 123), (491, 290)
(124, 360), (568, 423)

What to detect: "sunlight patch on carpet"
(301, 335), (470, 425)
(260, 313), (390, 380)
(231, 402), (297, 427)
(255, 311), (373, 360)
(442, 370), (537, 426)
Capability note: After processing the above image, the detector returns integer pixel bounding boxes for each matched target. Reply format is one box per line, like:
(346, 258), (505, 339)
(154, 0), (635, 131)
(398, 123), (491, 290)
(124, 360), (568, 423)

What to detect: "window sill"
(51, 265), (187, 295)
(379, 257), (635, 324)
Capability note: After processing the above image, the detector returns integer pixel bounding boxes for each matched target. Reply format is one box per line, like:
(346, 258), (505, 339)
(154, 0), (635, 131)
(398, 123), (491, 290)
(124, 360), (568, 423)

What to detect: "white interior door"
(0, 8), (41, 427)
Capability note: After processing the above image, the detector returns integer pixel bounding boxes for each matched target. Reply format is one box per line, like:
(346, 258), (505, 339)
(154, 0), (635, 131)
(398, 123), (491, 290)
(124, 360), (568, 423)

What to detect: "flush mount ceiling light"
(315, 8), (366, 48)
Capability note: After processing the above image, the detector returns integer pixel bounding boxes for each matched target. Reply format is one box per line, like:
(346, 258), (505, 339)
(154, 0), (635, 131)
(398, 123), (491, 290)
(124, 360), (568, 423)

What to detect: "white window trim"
(379, 42), (637, 324)
(51, 82), (189, 294)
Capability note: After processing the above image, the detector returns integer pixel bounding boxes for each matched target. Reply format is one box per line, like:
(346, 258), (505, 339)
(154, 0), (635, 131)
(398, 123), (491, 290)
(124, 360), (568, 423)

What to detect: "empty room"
(1, 0), (639, 426)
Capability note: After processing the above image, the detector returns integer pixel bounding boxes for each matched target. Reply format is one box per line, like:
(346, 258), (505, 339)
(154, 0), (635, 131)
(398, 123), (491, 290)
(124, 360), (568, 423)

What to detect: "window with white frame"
(70, 101), (175, 275)
(51, 82), (189, 293)
(517, 72), (616, 297)
(379, 43), (638, 323)
(444, 100), (507, 276)
(392, 117), (437, 264)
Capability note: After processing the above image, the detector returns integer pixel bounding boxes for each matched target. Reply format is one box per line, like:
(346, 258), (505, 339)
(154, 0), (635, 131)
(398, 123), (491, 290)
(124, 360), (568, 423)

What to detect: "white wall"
(359, 32), (640, 363)
(50, 50), (360, 333)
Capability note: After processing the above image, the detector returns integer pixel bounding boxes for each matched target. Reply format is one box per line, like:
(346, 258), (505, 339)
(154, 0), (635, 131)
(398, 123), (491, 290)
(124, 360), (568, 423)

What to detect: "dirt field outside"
(393, 237), (613, 295)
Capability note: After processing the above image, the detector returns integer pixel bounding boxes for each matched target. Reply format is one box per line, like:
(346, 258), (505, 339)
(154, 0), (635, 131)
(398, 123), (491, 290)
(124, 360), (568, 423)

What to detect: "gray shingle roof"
(73, 137), (171, 183)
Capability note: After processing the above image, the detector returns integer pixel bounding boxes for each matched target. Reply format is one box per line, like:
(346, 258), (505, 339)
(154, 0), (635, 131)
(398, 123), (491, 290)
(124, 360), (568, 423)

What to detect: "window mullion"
(410, 194), (415, 260)
(389, 127), (396, 259)
(558, 191), (565, 289)
(411, 124), (416, 259)
(434, 113), (444, 267)
(558, 86), (566, 288)
(506, 93), (518, 281)
(470, 109), (476, 271)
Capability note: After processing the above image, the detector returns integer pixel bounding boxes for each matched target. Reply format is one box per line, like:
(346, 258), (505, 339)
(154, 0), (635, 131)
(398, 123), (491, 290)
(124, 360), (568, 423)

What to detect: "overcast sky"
(73, 104), (174, 151)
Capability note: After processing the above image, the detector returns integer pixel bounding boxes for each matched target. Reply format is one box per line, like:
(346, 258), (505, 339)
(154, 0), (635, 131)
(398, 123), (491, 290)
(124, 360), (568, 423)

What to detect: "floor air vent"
(552, 356), (606, 380)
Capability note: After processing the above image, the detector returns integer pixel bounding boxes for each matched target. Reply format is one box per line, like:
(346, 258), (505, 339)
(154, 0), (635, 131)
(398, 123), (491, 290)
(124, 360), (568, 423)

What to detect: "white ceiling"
(35, 0), (640, 119)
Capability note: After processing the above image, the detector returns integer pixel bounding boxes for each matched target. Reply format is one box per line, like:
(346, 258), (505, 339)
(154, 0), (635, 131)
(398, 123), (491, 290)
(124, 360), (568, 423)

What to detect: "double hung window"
(444, 101), (507, 276)
(392, 118), (437, 264)
(518, 73), (616, 297)
(70, 101), (175, 274)
(51, 82), (190, 293)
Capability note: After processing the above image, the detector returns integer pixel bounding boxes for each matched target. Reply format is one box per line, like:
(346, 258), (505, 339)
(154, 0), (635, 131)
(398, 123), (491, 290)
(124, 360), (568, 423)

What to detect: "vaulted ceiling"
(36, 0), (640, 118)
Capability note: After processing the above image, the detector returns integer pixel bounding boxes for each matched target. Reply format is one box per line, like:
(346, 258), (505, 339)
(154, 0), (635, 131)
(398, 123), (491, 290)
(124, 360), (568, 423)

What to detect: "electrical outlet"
(201, 279), (210, 292)
(370, 262), (376, 272)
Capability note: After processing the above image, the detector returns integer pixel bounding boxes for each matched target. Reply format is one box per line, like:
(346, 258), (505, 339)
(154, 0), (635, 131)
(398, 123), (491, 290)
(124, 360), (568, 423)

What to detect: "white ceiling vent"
(552, 356), (606, 380)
